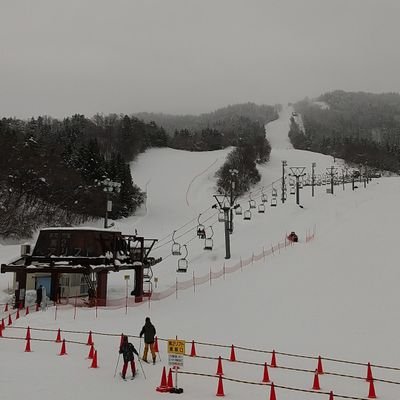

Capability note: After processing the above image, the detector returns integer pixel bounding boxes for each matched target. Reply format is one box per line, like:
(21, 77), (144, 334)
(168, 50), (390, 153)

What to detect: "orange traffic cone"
(190, 340), (197, 357)
(269, 382), (276, 400)
(25, 337), (32, 352)
(1, 318), (5, 329)
(216, 356), (224, 375)
(87, 343), (95, 359)
(156, 366), (169, 392)
(25, 326), (31, 340)
(229, 345), (236, 362)
(154, 336), (159, 353)
(216, 375), (225, 397)
(4, 303), (8, 312)
(87, 330), (93, 346)
(167, 368), (174, 389)
(8, 314), (12, 326)
(270, 350), (277, 367)
(329, 391), (334, 400)
(368, 379), (376, 399)
(312, 369), (321, 390)
(16, 309), (20, 320)
(59, 339), (67, 355)
(55, 328), (62, 343)
(366, 362), (373, 382)
(317, 356), (324, 374)
(90, 350), (98, 368)
(25, 306), (29, 316)
(0, 324), (3, 337)
(262, 362), (270, 383)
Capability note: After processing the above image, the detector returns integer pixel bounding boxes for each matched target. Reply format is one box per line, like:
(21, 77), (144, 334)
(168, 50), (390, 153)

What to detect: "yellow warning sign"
(167, 339), (185, 355)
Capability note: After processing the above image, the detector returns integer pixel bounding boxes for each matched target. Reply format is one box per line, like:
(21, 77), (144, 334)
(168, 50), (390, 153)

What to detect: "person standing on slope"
(139, 317), (157, 364)
(119, 335), (139, 380)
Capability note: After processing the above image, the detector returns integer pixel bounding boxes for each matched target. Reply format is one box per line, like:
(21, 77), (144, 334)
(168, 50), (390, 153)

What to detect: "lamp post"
(97, 178), (121, 228)
(229, 169), (238, 234)
(213, 194), (240, 259)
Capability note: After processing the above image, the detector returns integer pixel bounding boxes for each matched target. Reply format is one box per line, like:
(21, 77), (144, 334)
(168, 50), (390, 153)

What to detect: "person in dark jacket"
(119, 335), (139, 379)
(36, 285), (43, 306)
(139, 317), (157, 364)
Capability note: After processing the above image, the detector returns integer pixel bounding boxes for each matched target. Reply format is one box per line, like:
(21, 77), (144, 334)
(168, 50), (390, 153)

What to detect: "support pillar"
(50, 272), (60, 303)
(96, 271), (108, 306)
(15, 271), (27, 308)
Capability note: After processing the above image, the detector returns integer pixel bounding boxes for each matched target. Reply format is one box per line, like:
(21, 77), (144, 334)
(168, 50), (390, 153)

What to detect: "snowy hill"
(1, 107), (399, 399)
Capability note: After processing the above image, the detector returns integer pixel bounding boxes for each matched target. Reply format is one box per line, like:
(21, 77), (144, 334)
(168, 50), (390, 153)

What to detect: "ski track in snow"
(185, 158), (219, 207)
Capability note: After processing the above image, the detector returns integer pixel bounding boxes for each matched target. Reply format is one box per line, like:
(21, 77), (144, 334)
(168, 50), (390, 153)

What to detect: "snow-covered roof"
(40, 227), (122, 234)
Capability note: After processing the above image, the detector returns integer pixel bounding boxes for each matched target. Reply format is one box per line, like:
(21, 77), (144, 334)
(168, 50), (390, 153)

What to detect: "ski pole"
(137, 358), (146, 380)
(113, 353), (121, 378)
(138, 336), (143, 361)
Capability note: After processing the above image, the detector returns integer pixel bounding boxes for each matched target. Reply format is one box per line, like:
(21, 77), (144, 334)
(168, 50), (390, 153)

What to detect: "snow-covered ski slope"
(1, 106), (400, 399)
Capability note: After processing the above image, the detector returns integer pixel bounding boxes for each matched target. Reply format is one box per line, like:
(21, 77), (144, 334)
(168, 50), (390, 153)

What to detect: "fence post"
(74, 296), (77, 320)
(278, 242), (280, 254)
(176, 278), (178, 300)
(193, 271), (195, 294)
(263, 247), (265, 262)
(223, 263), (226, 279)
(209, 267), (212, 286)
(240, 257), (243, 271)
(271, 245), (274, 255)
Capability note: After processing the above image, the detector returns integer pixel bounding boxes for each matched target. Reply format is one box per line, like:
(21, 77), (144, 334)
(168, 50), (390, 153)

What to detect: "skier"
(288, 231), (298, 242)
(119, 335), (139, 380)
(139, 317), (157, 364)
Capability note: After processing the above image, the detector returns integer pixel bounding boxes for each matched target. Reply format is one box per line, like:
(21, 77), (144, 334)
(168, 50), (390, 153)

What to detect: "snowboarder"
(119, 335), (139, 380)
(139, 317), (157, 364)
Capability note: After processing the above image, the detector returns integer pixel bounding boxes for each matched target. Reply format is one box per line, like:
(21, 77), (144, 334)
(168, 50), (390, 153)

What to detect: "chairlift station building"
(1, 227), (161, 307)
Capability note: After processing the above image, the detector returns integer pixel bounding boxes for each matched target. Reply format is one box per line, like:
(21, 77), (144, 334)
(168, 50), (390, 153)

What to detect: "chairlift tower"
(326, 166), (338, 195)
(311, 162), (316, 197)
(281, 160), (287, 204)
(213, 194), (239, 260)
(289, 167), (306, 206)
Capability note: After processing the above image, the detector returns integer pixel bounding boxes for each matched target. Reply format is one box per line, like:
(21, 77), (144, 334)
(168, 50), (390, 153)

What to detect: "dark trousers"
(122, 360), (136, 378)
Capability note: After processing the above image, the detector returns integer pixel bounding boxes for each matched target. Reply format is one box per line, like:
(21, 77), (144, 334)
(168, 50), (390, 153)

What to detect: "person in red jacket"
(119, 335), (139, 380)
(139, 317), (157, 364)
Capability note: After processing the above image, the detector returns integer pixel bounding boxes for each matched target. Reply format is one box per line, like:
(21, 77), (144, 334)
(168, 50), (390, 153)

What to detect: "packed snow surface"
(1, 106), (399, 399)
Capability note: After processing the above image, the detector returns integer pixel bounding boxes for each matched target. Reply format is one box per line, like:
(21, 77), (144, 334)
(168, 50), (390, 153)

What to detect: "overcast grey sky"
(1, 0), (399, 118)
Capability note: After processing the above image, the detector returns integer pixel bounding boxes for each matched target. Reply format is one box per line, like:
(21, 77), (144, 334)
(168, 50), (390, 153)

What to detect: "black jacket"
(119, 342), (138, 363)
(140, 321), (156, 344)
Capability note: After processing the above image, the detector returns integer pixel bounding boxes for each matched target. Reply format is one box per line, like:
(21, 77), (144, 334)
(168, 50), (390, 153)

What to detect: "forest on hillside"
(137, 103), (279, 195)
(0, 114), (168, 238)
(0, 103), (277, 238)
(290, 91), (400, 172)
(136, 103), (279, 136)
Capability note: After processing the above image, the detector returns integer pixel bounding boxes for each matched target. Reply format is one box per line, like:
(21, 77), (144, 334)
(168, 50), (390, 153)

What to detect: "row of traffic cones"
(23, 331), (99, 368)
(205, 351), (377, 398)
